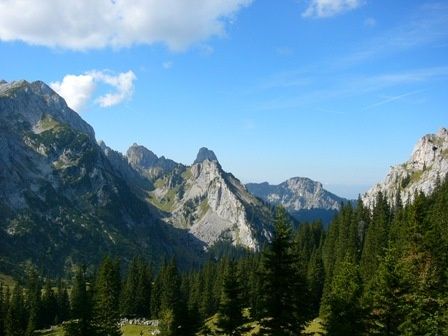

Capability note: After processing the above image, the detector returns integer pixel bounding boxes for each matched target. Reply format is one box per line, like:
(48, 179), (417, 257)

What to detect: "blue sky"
(1, 0), (447, 198)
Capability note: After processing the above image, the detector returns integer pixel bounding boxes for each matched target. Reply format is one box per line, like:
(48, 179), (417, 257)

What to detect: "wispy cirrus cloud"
(50, 70), (136, 112)
(302, 0), (365, 18)
(341, 2), (448, 66)
(249, 66), (448, 112)
(362, 90), (426, 111)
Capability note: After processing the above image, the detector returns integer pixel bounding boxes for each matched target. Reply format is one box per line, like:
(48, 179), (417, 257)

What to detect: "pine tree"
(157, 259), (189, 335)
(120, 257), (140, 317)
(0, 283), (5, 336)
(135, 259), (152, 318)
(324, 259), (364, 336)
(93, 256), (122, 336)
(5, 284), (26, 336)
(65, 265), (94, 336)
(259, 207), (304, 335)
(41, 279), (58, 327)
(367, 247), (407, 336)
(121, 257), (152, 318)
(24, 267), (42, 335)
(55, 278), (70, 324)
(360, 192), (391, 286)
(216, 260), (245, 335)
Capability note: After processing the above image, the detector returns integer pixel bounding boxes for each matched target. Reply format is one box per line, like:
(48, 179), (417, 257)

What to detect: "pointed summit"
(0, 79), (95, 139)
(126, 143), (159, 168)
(194, 147), (218, 164)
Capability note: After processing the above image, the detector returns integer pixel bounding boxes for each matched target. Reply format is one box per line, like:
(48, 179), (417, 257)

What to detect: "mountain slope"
(246, 177), (346, 224)
(362, 128), (448, 208)
(126, 147), (274, 250)
(0, 80), (203, 276)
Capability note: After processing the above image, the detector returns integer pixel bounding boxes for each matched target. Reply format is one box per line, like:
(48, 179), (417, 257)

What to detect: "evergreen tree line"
(0, 207), (324, 335)
(320, 177), (448, 335)
(0, 178), (447, 335)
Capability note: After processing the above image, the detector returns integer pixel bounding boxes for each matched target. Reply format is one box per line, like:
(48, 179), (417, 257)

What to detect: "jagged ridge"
(362, 128), (448, 208)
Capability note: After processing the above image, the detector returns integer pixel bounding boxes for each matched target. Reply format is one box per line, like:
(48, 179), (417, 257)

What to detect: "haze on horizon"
(0, 0), (447, 199)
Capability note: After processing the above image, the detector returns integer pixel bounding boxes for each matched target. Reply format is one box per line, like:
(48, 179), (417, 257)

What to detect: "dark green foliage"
(5, 285), (26, 336)
(323, 259), (364, 336)
(68, 266), (95, 336)
(360, 192), (391, 285)
(93, 257), (122, 336)
(294, 221), (326, 318)
(0, 284), (6, 336)
(155, 259), (186, 335)
(366, 247), (408, 336)
(55, 278), (70, 324)
(24, 267), (43, 336)
(121, 257), (152, 318)
(2, 177), (448, 336)
(216, 260), (245, 335)
(41, 279), (58, 327)
(259, 207), (305, 335)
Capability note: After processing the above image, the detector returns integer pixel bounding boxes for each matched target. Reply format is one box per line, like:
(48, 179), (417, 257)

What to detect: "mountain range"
(247, 178), (347, 225)
(1, 79), (447, 276)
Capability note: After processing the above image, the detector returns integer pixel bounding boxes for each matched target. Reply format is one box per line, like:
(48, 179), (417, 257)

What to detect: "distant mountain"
(0, 80), (203, 275)
(246, 177), (347, 224)
(126, 143), (181, 180)
(124, 146), (274, 250)
(362, 128), (448, 208)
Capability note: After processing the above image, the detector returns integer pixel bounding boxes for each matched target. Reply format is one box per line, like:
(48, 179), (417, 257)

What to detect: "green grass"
(182, 168), (192, 180)
(35, 324), (157, 336)
(198, 199), (210, 218)
(38, 115), (60, 131)
(154, 178), (166, 189)
(34, 326), (64, 336)
(121, 324), (157, 336)
(148, 188), (178, 212)
(197, 310), (261, 336)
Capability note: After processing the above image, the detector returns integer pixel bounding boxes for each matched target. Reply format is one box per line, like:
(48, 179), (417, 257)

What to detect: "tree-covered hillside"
(0, 177), (447, 335)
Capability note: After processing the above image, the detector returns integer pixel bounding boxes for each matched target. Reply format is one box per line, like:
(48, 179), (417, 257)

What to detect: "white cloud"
(0, 0), (252, 51)
(89, 70), (136, 107)
(50, 75), (95, 112)
(50, 70), (136, 111)
(303, 0), (364, 18)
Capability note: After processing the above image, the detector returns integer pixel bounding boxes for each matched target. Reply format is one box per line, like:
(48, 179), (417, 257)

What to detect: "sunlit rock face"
(362, 128), (448, 208)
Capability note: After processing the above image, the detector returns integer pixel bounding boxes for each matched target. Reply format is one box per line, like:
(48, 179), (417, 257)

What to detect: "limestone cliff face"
(247, 177), (344, 211)
(0, 80), (203, 274)
(362, 128), (448, 208)
(126, 143), (180, 180)
(246, 177), (346, 225)
(128, 147), (273, 250)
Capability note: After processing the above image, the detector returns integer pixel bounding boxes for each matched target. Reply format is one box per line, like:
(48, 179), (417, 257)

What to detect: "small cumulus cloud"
(50, 70), (136, 112)
(50, 75), (95, 112)
(303, 0), (365, 18)
(0, 0), (253, 51)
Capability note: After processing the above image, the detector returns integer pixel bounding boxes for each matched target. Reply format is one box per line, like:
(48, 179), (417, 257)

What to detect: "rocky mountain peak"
(362, 128), (448, 208)
(126, 143), (159, 168)
(0, 79), (95, 139)
(246, 177), (346, 224)
(194, 147), (218, 164)
(285, 177), (323, 192)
